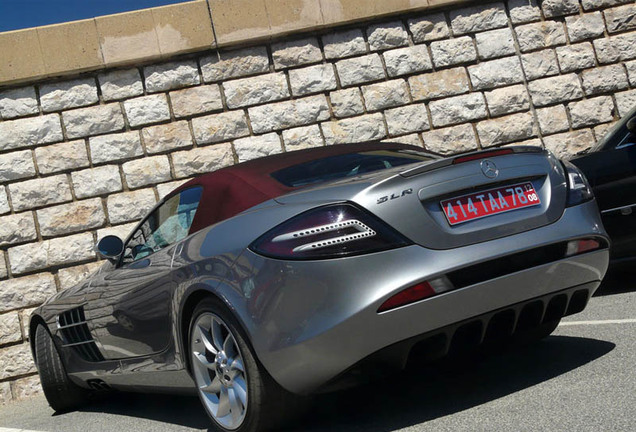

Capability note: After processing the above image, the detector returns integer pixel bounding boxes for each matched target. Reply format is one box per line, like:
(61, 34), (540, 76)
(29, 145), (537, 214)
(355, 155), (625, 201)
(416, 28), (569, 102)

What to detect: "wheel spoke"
(230, 358), (244, 373)
(198, 324), (218, 355)
(212, 318), (225, 353)
(228, 388), (242, 424)
(233, 376), (247, 406)
(200, 376), (222, 394)
(223, 334), (237, 359)
(217, 387), (230, 418)
(193, 352), (215, 371)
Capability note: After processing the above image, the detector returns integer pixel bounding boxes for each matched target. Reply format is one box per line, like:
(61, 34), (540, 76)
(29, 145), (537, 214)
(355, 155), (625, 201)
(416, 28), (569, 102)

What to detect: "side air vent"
(57, 307), (104, 362)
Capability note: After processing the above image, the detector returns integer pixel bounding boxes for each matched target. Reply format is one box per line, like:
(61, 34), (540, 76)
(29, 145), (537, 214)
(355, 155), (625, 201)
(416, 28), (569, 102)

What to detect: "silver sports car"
(30, 142), (609, 431)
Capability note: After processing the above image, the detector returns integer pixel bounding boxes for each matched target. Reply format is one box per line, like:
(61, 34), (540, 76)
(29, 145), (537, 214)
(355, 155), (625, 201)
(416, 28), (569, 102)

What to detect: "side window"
(122, 186), (203, 264)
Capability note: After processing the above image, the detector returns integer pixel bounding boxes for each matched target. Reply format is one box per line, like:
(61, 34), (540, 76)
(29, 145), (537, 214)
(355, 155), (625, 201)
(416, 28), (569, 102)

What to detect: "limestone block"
(107, 189), (157, 224)
(123, 94), (171, 127)
(322, 29), (367, 59)
(200, 46), (270, 82)
(581, 65), (629, 96)
(40, 78), (98, 112)
(593, 122), (616, 142)
(321, 113), (386, 145)
(468, 57), (524, 90)
(9, 233), (95, 275)
(593, 32), (636, 64)
(223, 73), (290, 108)
(96, 223), (137, 243)
(541, 0), (580, 18)
(35, 140), (89, 175)
(170, 85), (223, 118)
(476, 112), (536, 147)
(0, 273), (56, 313)
(171, 143), (234, 178)
(615, 89), (636, 117)
(330, 88), (364, 118)
(556, 43), (596, 73)
(565, 12), (605, 42)
(382, 134), (422, 147)
(431, 36), (477, 68)
(528, 74), (584, 107)
(71, 163), (118, 200)
(508, 0), (541, 24)
(272, 37), (322, 69)
(485, 85), (530, 117)
(520, 50), (559, 80)
(475, 28), (515, 60)
(627, 60), (636, 87)
(604, 4), (636, 33)
(422, 124), (478, 155)
(449, 3), (508, 35)
(383, 45), (432, 78)
(429, 93), (487, 128)
(9, 175), (72, 211)
(144, 60), (200, 93)
(289, 64), (337, 96)
(0, 86), (38, 119)
(248, 95), (330, 134)
(409, 68), (470, 101)
(0, 149), (36, 182)
(234, 133), (283, 163)
(361, 80), (410, 112)
(0, 312), (22, 345)
(89, 131), (143, 164)
(408, 13), (449, 43)
(366, 21), (409, 51)
(0, 187), (9, 215)
(568, 96), (615, 128)
(544, 129), (596, 158)
(336, 54), (385, 87)
(515, 21), (566, 52)
(156, 180), (189, 200)
(0, 344), (35, 379)
(384, 104), (430, 137)
(282, 125), (324, 150)
(0, 114), (63, 151)
(98, 68), (143, 101)
(536, 105), (570, 135)
(63, 104), (125, 139)
(37, 199), (105, 237)
(0, 382), (11, 405)
(581, 0), (632, 11)
(58, 262), (103, 290)
(142, 121), (193, 154)
(12, 375), (43, 400)
(123, 155), (172, 189)
(0, 212), (37, 246)
(191, 111), (249, 144)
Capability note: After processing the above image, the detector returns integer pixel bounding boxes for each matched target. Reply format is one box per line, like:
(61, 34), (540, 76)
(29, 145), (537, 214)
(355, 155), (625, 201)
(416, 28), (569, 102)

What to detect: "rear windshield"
(271, 149), (435, 187)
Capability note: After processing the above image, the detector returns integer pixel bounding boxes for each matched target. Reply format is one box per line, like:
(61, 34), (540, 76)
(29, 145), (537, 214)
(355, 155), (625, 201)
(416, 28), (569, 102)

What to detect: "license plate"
(441, 182), (540, 226)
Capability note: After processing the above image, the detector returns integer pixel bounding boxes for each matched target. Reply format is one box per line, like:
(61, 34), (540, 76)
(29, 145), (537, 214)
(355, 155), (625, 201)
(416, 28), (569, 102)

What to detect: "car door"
(571, 110), (636, 260)
(86, 186), (204, 359)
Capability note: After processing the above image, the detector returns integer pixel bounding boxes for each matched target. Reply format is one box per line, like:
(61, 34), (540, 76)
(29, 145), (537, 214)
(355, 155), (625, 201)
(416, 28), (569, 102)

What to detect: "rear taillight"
(378, 276), (454, 313)
(250, 203), (410, 260)
(563, 161), (594, 206)
(452, 149), (513, 164)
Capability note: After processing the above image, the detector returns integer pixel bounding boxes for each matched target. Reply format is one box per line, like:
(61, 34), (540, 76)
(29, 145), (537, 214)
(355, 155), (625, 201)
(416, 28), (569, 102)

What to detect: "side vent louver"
(57, 307), (104, 362)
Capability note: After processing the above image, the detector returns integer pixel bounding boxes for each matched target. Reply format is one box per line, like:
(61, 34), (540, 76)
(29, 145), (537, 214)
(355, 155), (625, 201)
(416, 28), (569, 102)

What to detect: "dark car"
(30, 142), (609, 432)
(571, 105), (636, 265)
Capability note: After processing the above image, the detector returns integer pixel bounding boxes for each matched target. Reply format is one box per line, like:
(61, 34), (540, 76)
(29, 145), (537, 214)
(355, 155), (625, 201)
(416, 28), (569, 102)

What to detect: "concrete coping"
(0, 0), (470, 86)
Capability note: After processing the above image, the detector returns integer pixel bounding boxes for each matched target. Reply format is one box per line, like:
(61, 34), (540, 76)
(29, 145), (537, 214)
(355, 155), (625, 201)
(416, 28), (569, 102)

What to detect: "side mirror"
(96, 235), (124, 263)
(627, 117), (636, 133)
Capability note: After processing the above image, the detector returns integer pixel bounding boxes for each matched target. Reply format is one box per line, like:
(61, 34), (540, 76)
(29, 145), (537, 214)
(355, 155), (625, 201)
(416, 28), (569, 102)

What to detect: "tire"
(189, 298), (291, 432)
(34, 324), (90, 412)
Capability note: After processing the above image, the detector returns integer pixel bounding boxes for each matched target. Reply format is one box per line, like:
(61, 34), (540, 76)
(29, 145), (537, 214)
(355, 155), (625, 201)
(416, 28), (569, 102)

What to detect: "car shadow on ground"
(78, 335), (614, 432)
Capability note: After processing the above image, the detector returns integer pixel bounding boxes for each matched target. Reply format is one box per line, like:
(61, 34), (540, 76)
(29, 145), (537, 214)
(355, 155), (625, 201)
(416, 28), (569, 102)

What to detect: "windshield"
(271, 149), (436, 187)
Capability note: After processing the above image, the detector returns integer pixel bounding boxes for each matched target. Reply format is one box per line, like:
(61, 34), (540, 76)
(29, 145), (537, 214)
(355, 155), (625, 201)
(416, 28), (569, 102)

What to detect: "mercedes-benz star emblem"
(480, 159), (499, 179)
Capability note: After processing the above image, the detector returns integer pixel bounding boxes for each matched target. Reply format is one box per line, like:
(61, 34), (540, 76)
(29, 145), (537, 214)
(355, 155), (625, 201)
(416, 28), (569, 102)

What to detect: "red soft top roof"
(171, 142), (424, 233)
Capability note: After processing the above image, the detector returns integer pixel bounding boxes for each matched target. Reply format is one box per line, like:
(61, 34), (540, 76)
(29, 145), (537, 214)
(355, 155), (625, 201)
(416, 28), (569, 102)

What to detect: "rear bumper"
(231, 200), (609, 394)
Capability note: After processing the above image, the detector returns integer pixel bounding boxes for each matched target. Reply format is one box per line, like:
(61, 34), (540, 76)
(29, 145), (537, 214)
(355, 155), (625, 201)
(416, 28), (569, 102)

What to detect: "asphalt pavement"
(1, 270), (634, 432)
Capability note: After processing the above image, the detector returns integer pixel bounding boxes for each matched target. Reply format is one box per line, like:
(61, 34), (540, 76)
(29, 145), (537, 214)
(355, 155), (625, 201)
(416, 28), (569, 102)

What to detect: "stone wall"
(1, 0), (635, 403)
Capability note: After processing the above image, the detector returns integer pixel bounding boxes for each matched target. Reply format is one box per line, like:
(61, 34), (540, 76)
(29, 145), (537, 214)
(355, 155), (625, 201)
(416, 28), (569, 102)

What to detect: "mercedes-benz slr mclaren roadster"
(30, 142), (609, 431)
